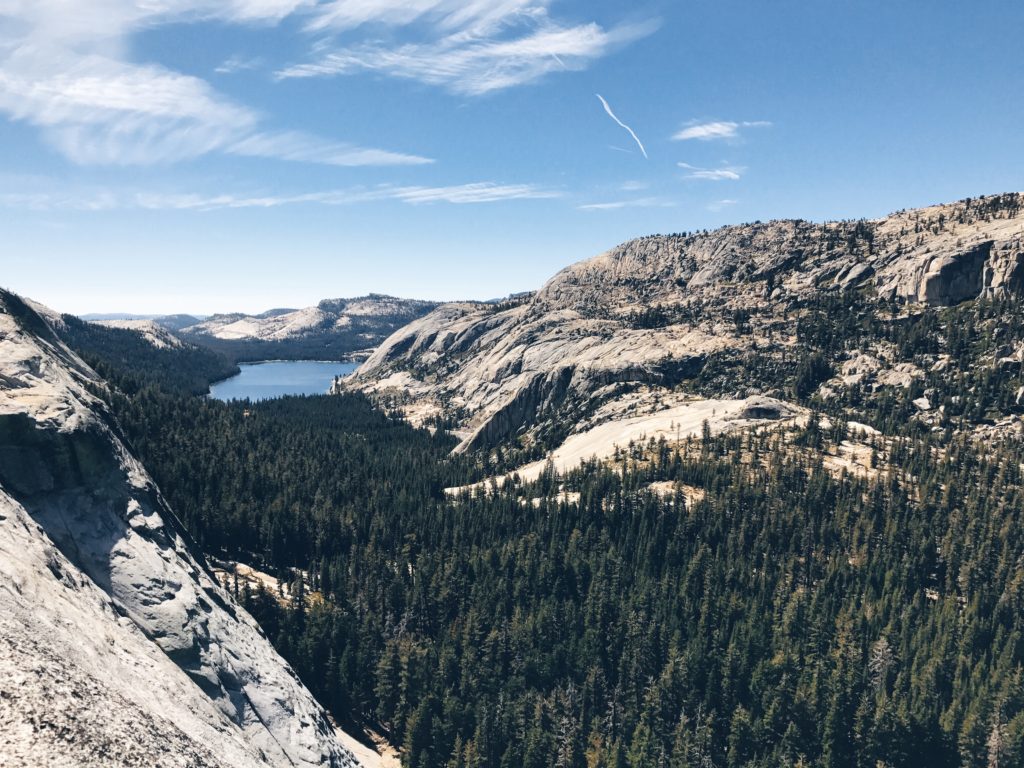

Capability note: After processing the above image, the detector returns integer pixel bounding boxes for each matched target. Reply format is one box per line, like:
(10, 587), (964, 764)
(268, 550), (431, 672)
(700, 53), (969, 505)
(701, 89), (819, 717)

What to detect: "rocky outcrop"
(93, 318), (185, 349)
(983, 237), (1024, 297)
(913, 242), (991, 305)
(0, 293), (361, 767)
(346, 194), (1024, 451)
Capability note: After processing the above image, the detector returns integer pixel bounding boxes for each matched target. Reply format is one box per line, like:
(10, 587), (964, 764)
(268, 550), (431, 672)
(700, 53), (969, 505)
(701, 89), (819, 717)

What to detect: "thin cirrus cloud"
(389, 182), (560, 204)
(578, 197), (673, 211)
(229, 131), (432, 166)
(673, 120), (771, 141)
(138, 181), (563, 209)
(215, 55), (264, 75)
(0, 0), (653, 171)
(278, 1), (658, 96)
(305, 0), (547, 34)
(0, 1), (431, 167)
(678, 162), (743, 181)
(0, 181), (561, 212)
(0, 54), (258, 166)
(707, 199), (738, 212)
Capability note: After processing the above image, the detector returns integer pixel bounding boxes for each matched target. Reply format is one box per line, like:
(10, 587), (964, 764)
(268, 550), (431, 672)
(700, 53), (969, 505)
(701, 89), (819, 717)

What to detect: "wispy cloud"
(687, 169), (741, 181)
(0, 181), (561, 211)
(0, 57), (256, 165)
(143, 181), (563, 208)
(672, 120), (771, 141)
(389, 182), (560, 204)
(278, 3), (657, 95)
(229, 131), (433, 166)
(578, 197), (673, 211)
(215, 55), (263, 75)
(0, 1), (431, 166)
(595, 94), (647, 159)
(214, 1), (314, 23)
(0, 191), (120, 212)
(708, 199), (738, 212)
(678, 162), (742, 181)
(306, 0), (545, 34)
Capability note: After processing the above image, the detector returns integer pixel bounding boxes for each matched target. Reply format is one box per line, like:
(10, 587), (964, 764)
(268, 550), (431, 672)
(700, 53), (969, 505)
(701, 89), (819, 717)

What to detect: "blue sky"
(1, 0), (1022, 315)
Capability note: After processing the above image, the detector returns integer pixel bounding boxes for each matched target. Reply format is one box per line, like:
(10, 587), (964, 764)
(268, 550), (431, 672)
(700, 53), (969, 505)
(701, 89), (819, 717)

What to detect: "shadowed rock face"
(738, 399), (787, 420)
(0, 413), (119, 497)
(0, 294), (360, 768)
(916, 242), (992, 305)
(346, 194), (1024, 451)
(984, 240), (1024, 297)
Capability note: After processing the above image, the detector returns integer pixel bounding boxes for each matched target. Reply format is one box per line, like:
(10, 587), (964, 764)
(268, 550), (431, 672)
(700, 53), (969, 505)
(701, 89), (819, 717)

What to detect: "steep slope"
(0, 293), (361, 767)
(57, 314), (239, 395)
(94, 318), (185, 349)
(178, 294), (439, 361)
(347, 194), (1024, 456)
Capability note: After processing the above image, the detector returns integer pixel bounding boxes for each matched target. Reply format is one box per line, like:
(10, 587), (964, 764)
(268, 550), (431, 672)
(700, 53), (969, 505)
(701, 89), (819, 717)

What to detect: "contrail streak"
(596, 94), (647, 159)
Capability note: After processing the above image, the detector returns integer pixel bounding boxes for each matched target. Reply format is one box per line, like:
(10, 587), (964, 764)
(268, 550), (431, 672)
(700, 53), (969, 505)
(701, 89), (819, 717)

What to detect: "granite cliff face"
(0, 293), (361, 767)
(346, 194), (1024, 453)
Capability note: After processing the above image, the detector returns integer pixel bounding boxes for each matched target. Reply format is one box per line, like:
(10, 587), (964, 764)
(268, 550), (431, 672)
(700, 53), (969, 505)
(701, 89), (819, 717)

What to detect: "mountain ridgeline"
(173, 294), (440, 362)
(346, 193), (1024, 462)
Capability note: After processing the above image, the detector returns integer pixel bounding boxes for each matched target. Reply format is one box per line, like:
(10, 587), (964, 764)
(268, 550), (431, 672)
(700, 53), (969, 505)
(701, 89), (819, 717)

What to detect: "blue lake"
(208, 360), (359, 402)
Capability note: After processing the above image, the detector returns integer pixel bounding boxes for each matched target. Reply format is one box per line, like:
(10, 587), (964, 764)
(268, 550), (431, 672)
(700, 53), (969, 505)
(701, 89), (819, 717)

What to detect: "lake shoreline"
(208, 360), (359, 403)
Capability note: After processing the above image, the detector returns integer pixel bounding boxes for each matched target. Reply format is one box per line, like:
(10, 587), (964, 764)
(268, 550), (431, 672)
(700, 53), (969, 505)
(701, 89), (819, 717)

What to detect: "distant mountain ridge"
(83, 295), (441, 363)
(173, 294), (439, 361)
(178, 294), (438, 343)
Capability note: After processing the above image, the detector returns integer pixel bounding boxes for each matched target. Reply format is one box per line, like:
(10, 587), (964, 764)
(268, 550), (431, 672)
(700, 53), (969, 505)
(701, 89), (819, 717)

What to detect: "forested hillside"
(60, 313), (239, 394)
(65, 311), (1024, 768)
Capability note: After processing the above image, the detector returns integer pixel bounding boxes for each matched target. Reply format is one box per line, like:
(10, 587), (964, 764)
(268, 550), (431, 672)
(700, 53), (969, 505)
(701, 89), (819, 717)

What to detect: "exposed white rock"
(510, 396), (800, 482)
(839, 352), (882, 386)
(336, 731), (401, 768)
(445, 395), (800, 492)
(875, 362), (925, 390)
(846, 421), (881, 436)
(646, 481), (706, 506)
(95, 318), (185, 349)
(0, 296), (365, 767)
(198, 307), (329, 341)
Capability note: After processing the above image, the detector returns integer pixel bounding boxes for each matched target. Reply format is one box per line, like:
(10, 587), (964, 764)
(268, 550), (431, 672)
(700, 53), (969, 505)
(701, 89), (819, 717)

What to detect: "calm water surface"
(208, 360), (358, 402)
